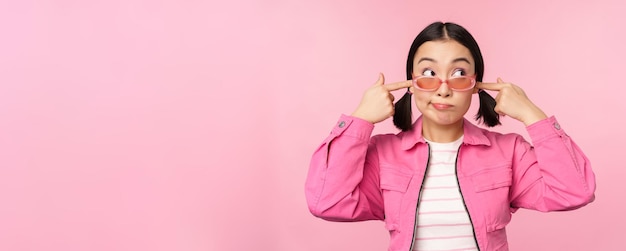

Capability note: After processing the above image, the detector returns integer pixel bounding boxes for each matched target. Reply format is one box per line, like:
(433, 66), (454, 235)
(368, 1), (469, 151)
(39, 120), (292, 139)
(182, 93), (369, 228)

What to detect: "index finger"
(384, 80), (412, 91)
(476, 82), (505, 91)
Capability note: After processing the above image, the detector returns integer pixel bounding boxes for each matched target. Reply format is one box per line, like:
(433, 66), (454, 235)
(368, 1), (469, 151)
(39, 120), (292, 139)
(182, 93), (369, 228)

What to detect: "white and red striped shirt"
(414, 136), (478, 251)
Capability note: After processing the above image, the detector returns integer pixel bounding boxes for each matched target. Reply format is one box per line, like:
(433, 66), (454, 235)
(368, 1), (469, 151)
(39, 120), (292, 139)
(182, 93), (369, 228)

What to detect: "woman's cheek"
(412, 92), (430, 113)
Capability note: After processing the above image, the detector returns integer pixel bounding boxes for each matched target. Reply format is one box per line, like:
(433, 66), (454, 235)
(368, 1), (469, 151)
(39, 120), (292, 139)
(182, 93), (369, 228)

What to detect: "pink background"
(1, 0), (624, 250)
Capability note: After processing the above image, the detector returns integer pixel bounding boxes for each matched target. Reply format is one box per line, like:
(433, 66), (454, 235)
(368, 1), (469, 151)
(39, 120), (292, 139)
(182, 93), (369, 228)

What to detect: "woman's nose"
(436, 80), (452, 97)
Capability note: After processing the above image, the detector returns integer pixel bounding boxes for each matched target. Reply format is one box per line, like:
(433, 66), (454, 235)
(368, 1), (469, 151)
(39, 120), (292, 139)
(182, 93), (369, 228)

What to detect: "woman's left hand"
(476, 78), (548, 126)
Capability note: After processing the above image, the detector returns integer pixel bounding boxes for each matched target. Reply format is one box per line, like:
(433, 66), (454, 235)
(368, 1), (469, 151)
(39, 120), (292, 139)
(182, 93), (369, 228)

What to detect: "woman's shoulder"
(465, 121), (527, 146)
(370, 128), (425, 152)
(371, 131), (404, 143)
(479, 128), (529, 148)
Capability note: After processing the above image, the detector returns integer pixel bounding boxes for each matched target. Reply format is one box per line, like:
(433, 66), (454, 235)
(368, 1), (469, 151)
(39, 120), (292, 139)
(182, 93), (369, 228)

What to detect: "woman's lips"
(431, 103), (453, 110)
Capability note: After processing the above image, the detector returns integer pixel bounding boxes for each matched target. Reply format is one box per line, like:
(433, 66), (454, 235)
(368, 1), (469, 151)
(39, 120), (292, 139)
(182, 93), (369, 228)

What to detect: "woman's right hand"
(351, 73), (413, 124)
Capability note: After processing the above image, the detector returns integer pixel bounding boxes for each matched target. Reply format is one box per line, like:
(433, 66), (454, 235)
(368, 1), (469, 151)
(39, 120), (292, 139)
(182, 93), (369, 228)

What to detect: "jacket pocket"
(380, 166), (413, 192)
(471, 164), (513, 192)
(380, 166), (413, 231)
(470, 164), (513, 233)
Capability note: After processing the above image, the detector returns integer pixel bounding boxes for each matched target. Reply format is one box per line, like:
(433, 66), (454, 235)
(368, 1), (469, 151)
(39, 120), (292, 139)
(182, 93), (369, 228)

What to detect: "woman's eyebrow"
(417, 57), (471, 64)
(452, 57), (471, 64)
(417, 57), (436, 64)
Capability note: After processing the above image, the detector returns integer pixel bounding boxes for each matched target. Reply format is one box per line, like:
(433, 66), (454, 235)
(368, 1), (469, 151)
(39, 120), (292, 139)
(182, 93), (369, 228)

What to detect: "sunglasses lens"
(415, 77), (439, 90)
(448, 77), (473, 90)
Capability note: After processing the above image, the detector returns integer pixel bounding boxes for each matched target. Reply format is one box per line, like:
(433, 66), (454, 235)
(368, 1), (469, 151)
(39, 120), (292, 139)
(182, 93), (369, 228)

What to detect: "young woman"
(305, 22), (596, 251)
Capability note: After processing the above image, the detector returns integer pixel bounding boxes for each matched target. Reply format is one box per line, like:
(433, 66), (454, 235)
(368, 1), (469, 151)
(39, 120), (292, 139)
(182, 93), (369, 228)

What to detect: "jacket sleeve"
(304, 114), (385, 222)
(509, 116), (596, 212)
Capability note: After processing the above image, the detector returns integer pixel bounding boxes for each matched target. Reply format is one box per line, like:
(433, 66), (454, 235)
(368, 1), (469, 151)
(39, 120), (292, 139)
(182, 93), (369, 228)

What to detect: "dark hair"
(393, 22), (501, 131)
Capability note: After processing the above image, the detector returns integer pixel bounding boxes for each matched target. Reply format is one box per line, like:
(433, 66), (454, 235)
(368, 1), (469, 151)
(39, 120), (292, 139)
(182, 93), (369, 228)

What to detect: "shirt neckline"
(424, 135), (464, 148)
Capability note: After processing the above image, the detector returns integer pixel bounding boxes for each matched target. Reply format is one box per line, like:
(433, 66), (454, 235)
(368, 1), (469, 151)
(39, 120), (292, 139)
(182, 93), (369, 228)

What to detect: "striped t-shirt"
(413, 136), (478, 251)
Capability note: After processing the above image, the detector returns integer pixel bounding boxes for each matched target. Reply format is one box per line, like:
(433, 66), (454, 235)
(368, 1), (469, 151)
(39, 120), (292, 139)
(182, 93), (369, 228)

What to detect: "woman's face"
(410, 40), (477, 127)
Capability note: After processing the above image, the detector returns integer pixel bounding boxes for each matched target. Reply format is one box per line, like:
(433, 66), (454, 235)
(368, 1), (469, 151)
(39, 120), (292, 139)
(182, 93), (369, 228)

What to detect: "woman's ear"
(408, 86), (414, 94)
(473, 87), (480, 94)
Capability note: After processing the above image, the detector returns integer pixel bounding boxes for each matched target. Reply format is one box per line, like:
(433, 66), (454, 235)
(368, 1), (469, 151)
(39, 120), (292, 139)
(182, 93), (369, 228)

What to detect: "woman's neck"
(421, 118), (464, 143)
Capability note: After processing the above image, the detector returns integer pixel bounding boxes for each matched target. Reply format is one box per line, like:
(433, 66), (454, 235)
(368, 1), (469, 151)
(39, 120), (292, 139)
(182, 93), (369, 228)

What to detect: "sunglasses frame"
(412, 75), (477, 92)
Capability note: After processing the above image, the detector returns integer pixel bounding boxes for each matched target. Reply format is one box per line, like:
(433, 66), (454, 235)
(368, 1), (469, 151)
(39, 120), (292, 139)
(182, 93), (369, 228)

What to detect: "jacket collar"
(400, 116), (491, 150)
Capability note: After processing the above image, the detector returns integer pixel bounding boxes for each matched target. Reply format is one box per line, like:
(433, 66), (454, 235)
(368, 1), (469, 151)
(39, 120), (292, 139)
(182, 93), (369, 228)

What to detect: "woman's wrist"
(521, 106), (548, 126)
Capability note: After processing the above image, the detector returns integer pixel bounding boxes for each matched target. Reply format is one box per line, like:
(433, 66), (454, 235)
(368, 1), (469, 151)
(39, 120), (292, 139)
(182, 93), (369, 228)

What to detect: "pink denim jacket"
(305, 115), (595, 251)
